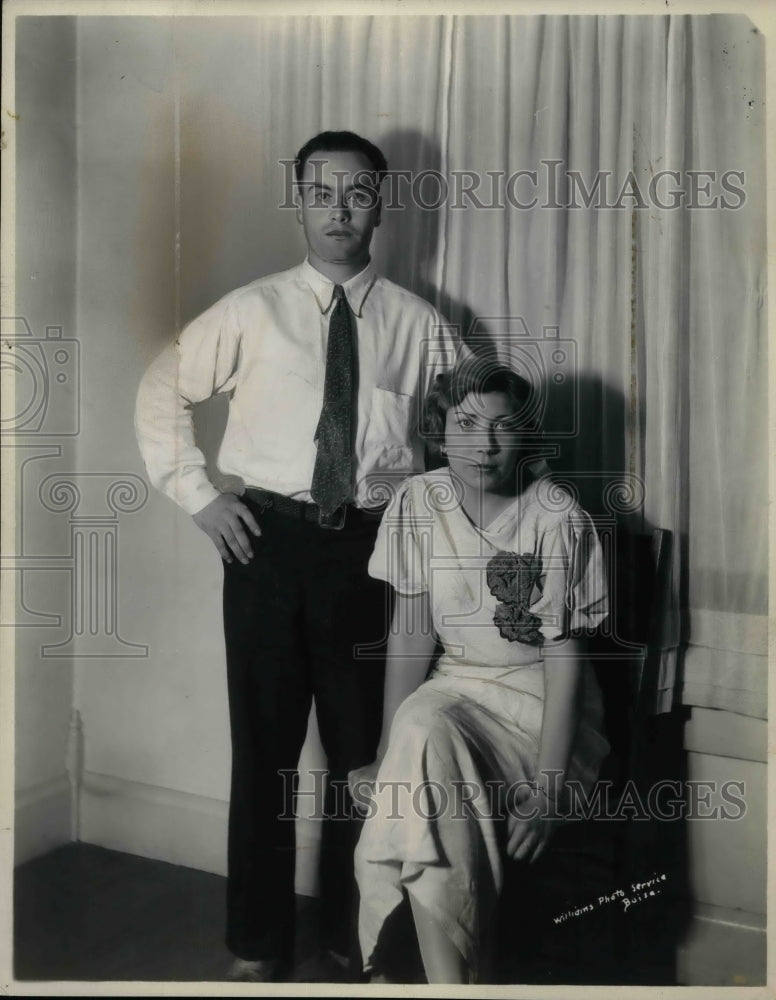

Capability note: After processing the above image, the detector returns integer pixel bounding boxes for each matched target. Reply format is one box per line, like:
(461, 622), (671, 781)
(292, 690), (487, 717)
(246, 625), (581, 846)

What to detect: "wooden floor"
(14, 843), (332, 983)
(15, 834), (685, 985)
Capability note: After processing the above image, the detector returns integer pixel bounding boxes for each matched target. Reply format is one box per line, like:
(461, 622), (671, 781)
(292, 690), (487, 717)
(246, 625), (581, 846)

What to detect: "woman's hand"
(348, 760), (381, 814)
(505, 784), (559, 863)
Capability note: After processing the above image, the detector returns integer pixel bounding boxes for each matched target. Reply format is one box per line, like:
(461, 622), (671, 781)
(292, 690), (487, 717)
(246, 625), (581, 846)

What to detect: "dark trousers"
(222, 500), (389, 962)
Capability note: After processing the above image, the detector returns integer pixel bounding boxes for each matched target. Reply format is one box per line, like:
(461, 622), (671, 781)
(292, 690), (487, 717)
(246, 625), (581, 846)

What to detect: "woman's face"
(443, 390), (527, 496)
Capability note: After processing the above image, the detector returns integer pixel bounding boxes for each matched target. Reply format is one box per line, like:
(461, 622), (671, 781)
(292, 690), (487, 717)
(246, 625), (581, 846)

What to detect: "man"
(135, 130), (459, 981)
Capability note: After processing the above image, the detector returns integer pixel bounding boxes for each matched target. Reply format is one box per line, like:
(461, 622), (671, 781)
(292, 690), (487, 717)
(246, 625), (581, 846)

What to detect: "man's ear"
(374, 196), (382, 228)
(293, 175), (309, 225)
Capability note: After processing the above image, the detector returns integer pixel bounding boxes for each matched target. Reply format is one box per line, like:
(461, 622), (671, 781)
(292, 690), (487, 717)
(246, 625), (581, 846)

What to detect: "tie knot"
(333, 284), (345, 303)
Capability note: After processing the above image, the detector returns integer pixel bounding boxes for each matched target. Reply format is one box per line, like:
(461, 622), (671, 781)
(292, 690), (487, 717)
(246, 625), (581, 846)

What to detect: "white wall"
(12, 15), (78, 864)
(677, 707), (766, 986)
(72, 17), (324, 890)
(73, 18), (232, 869)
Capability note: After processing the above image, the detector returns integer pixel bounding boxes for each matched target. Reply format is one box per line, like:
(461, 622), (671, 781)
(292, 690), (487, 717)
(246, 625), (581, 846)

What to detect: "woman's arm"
(534, 635), (584, 799)
(374, 591), (438, 761)
(507, 635), (585, 862)
(348, 592), (436, 803)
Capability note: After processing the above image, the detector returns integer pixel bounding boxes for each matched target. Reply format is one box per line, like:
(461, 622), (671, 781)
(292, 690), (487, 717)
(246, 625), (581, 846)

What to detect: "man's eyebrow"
(303, 179), (376, 192)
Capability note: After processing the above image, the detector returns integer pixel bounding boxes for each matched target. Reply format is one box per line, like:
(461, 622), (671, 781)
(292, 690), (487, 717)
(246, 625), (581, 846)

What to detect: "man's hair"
(294, 130), (388, 183)
(423, 357), (542, 465)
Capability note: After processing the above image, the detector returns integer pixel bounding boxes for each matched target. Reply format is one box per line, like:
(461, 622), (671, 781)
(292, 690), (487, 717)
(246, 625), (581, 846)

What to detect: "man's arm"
(134, 297), (261, 563)
(421, 306), (467, 398)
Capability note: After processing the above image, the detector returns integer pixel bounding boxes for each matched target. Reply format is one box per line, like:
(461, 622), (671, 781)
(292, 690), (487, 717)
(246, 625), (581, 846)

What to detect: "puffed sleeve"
(529, 507), (609, 642)
(368, 477), (429, 595)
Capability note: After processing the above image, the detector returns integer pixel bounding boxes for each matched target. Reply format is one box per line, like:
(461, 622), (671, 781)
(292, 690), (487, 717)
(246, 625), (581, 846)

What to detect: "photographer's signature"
(553, 872), (667, 924)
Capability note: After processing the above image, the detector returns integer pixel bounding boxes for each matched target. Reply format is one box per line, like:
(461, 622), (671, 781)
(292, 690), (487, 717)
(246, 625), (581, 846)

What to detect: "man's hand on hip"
(192, 493), (262, 564)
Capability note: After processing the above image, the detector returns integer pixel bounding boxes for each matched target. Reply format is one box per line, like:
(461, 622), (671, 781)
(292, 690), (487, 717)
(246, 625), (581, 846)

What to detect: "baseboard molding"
(80, 770), (321, 896)
(20, 771), (769, 985)
(15, 774), (72, 865)
(676, 903), (766, 986)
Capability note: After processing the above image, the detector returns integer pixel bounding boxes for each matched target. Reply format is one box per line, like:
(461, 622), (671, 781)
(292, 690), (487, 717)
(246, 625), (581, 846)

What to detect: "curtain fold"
(177, 13), (766, 717)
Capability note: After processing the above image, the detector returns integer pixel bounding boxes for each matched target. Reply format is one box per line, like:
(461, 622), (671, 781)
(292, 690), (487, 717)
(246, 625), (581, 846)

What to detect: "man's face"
(295, 150), (382, 272)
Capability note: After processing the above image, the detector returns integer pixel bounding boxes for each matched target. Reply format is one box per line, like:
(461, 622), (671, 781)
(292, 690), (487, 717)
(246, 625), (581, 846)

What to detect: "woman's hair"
(422, 356), (543, 466)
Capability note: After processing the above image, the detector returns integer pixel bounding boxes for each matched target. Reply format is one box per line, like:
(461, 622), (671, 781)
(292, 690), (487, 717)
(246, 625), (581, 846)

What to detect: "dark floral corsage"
(486, 550), (544, 646)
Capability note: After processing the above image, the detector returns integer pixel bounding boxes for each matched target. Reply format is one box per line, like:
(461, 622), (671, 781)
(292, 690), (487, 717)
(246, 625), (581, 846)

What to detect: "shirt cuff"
(177, 480), (222, 516)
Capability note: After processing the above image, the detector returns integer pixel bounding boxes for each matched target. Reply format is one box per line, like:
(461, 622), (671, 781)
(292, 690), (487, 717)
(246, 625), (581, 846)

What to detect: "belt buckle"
(318, 505), (347, 530)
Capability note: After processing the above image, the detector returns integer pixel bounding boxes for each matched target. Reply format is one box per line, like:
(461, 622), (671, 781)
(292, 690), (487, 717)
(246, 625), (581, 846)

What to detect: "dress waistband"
(433, 660), (543, 680)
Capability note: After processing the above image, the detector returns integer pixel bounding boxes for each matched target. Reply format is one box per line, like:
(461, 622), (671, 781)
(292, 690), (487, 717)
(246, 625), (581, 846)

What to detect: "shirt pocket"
(363, 386), (415, 470)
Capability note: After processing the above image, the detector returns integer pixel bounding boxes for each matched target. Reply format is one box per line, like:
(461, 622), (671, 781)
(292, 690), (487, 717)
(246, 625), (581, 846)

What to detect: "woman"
(349, 358), (610, 983)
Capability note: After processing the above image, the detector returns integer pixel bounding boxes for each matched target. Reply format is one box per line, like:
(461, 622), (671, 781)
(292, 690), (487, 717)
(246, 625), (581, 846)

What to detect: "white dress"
(354, 468), (611, 979)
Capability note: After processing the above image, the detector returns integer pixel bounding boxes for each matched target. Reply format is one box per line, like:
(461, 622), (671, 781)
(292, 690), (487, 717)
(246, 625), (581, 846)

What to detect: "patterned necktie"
(311, 284), (355, 515)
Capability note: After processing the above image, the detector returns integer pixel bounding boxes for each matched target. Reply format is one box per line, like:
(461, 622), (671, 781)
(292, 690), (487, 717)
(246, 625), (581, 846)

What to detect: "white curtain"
(175, 14), (767, 717)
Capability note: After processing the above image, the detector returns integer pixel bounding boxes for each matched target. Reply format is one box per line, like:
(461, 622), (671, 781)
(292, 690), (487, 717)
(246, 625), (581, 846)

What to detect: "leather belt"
(244, 487), (385, 531)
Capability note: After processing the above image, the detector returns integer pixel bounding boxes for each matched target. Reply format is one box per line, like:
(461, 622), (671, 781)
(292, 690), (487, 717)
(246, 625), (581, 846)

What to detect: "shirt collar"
(301, 258), (377, 318)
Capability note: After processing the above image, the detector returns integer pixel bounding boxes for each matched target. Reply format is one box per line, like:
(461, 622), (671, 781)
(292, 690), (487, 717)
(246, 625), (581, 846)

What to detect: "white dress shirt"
(135, 259), (460, 515)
